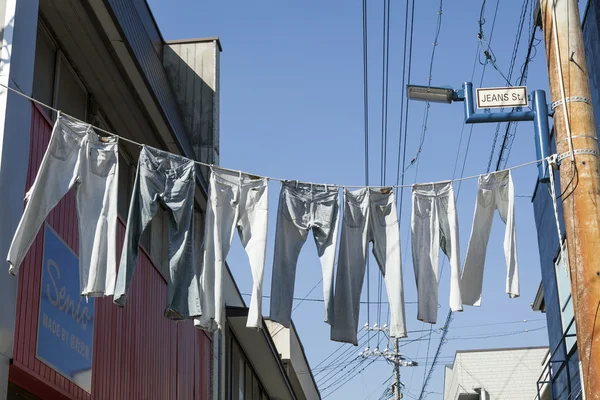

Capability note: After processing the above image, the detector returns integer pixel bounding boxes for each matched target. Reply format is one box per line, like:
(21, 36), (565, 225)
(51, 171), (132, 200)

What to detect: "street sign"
(476, 86), (528, 109)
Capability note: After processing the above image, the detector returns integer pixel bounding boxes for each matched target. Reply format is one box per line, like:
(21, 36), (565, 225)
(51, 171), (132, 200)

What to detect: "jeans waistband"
(345, 187), (395, 204)
(58, 114), (93, 140)
(412, 181), (453, 198)
(282, 181), (338, 201)
(87, 130), (118, 150)
(140, 145), (195, 177)
(212, 168), (267, 189)
(478, 170), (510, 189)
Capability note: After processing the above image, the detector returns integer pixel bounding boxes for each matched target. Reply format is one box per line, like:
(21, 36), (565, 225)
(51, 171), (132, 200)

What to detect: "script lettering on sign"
(37, 224), (94, 393)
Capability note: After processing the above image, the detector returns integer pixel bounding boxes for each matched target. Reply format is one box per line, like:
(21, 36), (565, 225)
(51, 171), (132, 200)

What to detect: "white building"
(443, 347), (549, 400)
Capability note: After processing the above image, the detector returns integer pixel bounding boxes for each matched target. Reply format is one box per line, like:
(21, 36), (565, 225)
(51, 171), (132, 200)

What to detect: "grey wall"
(163, 39), (220, 182)
(0, 0), (39, 398)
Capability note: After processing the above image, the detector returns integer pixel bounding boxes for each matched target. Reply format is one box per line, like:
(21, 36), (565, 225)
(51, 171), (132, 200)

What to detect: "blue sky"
(147, 1), (578, 398)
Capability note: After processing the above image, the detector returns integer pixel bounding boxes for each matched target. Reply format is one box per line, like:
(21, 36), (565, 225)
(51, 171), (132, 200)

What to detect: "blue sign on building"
(36, 224), (94, 392)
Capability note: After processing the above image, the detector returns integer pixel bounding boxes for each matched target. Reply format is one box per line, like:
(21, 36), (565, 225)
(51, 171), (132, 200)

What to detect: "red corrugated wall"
(10, 104), (212, 400)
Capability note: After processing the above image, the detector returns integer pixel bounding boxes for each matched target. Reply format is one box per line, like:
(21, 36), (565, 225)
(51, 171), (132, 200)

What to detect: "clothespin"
(380, 187), (392, 194)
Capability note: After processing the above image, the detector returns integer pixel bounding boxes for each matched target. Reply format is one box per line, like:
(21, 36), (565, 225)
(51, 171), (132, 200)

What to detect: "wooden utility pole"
(540, 0), (600, 397)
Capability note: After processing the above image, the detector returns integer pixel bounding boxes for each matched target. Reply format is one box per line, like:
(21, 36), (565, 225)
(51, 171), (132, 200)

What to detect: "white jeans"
(331, 188), (406, 345)
(270, 181), (339, 327)
(411, 182), (462, 324)
(461, 170), (518, 306)
(195, 169), (268, 331)
(7, 114), (119, 296)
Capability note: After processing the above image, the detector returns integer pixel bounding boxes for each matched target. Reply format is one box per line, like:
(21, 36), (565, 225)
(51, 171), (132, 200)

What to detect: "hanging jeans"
(195, 168), (269, 332)
(461, 170), (518, 306)
(411, 182), (462, 324)
(7, 114), (119, 296)
(331, 188), (406, 345)
(113, 146), (200, 320)
(270, 181), (339, 327)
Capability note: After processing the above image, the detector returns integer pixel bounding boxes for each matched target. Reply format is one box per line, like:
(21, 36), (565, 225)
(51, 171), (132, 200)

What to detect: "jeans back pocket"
(375, 201), (398, 226)
(413, 196), (433, 219)
(89, 149), (117, 177)
(343, 198), (366, 228)
(49, 126), (80, 161)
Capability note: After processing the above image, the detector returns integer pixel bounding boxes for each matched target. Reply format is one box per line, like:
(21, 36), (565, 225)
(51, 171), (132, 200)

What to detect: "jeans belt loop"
(238, 170), (242, 186)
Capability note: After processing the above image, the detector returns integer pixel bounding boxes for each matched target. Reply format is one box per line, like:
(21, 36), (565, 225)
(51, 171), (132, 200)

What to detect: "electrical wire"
(377, 0), (393, 345)
(415, 1), (502, 398)
(494, 1), (541, 170)
(486, 0), (532, 172)
(361, 0), (372, 348)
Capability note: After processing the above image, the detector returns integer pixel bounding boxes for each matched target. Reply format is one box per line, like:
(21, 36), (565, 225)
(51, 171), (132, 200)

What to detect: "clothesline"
(1, 80), (549, 189)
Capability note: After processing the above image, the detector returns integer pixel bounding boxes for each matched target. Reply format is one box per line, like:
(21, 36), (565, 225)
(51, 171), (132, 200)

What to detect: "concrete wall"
(163, 38), (220, 182)
(444, 348), (548, 400)
(0, 1), (39, 399)
(264, 320), (321, 400)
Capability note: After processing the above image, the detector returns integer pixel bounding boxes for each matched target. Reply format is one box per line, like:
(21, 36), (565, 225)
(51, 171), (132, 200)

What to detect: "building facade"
(443, 347), (549, 400)
(0, 1), (317, 400)
(530, 1), (600, 399)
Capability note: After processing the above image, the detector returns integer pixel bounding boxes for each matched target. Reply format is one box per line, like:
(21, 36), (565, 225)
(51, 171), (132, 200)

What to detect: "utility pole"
(360, 324), (416, 399)
(540, 0), (600, 397)
(393, 338), (401, 400)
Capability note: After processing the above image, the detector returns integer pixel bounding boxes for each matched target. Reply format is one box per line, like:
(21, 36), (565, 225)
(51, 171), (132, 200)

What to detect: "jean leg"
(270, 192), (309, 327)
(412, 192), (439, 323)
(113, 161), (160, 306)
(371, 196), (406, 338)
(312, 196), (339, 325)
(438, 189), (462, 312)
(77, 138), (119, 296)
(331, 194), (368, 345)
(164, 165), (201, 319)
(496, 172), (519, 298)
(196, 175), (237, 332)
(7, 119), (81, 274)
(461, 185), (495, 306)
(238, 183), (269, 329)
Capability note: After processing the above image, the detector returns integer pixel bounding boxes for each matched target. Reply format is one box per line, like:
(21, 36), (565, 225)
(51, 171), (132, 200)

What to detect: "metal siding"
(103, 0), (195, 160)
(12, 105), (212, 399)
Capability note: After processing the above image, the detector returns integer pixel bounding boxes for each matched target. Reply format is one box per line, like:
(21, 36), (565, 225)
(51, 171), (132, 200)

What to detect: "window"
(32, 25), (56, 118)
(54, 52), (87, 120)
(228, 332), (269, 400)
(555, 244), (577, 353)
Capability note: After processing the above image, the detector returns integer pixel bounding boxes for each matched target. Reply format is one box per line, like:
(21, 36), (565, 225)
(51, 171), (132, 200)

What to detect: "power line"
(495, 2), (541, 170)
(416, 0), (502, 398)
(362, 0), (372, 348)
(378, 0), (392, 342)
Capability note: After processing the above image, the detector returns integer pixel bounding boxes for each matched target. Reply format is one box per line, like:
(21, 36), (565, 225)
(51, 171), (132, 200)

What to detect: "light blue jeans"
(113, 146), (201, 320)
(461, 170), (518, 306)
(7, 114), (119, 297)
(331, 188), (407, 345)
(270, 181), (339, 327)
(195, 169), (269, 332)
(411, 182), (463, 324)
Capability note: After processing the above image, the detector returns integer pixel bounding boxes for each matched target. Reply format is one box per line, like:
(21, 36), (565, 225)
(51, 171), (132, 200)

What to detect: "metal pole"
(540, 0), (600, 397)
(394, 338), (400, 400)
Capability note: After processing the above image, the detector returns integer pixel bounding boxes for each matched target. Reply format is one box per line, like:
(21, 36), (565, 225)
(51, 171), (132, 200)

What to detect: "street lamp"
(405, 81), (551, 182)
(406, 84), (459, 104)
